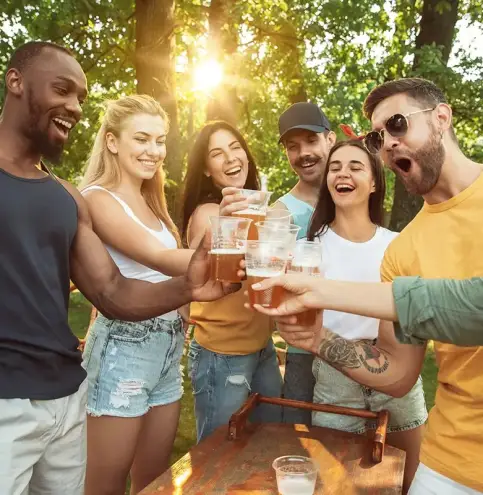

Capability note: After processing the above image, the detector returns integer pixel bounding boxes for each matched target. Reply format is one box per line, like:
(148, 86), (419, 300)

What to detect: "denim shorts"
(82, 314), (184, 418)
(312, 358), (428, 434)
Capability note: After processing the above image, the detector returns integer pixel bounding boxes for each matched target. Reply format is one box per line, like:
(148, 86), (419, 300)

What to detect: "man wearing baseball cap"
(273, 102), (336, 425)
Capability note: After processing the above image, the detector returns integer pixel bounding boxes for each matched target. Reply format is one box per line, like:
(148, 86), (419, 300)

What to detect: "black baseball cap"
(278, 102), (331, 143)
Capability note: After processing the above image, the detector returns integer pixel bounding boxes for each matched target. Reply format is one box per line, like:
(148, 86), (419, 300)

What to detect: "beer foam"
(210, 248), (244, 255)
(247, 269), (284, 277)
(289, 261), (321, 269)
(233, 209), (266, 216)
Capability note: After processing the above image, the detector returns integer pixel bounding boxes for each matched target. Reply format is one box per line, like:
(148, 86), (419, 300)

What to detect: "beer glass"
(231, 189), (272, 240)
(209, 216), (252, 283)
(286, 240), (323, 326)
(272, 455), (318, 495)
(255, 222), (300, 257)
(245, 240), (289, 308)
(265, 208), (292, 226)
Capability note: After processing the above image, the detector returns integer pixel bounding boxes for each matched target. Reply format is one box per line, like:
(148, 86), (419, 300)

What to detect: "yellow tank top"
(190, 281), (272, 355)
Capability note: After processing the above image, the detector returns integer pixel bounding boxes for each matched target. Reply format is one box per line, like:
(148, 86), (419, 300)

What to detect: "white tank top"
(82, 185), (178, 320)
(315, 226), (398, 340)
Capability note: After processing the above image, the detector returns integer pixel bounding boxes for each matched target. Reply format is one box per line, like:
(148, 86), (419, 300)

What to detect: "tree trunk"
(206, 0), (239, 123)
(389, 0), (459, 231)
(282, 23), (307, 104)
(135, 0), (183, 220)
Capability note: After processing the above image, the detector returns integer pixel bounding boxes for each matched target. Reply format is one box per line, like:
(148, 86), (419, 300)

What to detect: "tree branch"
(83, 44), (126, 73)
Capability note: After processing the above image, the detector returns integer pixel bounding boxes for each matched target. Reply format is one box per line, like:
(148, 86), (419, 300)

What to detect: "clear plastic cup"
(286, 241), (323, 326)
(231, 189), (273, 240)
(245, 240), (290, 308)
(255, 223), (300, 256)
(272, 456), (318, 495)
(209, 216), (252, 283)
(265, 208), (293, 225)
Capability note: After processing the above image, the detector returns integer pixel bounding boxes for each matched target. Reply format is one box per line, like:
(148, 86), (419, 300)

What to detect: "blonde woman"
(80, 95), (192, 495)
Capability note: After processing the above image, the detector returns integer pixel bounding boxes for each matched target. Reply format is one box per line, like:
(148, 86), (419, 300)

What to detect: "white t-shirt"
(315, 226), (398, 340)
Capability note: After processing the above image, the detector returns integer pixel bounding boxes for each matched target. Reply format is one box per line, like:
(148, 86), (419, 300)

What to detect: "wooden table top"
(140, 423), (405, 494)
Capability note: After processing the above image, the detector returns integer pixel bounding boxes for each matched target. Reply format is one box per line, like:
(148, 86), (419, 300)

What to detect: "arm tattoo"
(318, 331), (389, 374)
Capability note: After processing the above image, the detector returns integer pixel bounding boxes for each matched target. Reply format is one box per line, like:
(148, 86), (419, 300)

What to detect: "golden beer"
(287, 264), (321, 327)
(247, 270), (284, 308)
(210, 249), (245, 282)
(232, 210), (266, 240)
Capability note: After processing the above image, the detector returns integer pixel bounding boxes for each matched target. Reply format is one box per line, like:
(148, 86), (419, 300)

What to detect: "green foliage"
(1, 0), (482, 203)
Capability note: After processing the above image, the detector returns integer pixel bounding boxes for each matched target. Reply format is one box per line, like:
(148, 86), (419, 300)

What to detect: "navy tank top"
(0, 167), (85, 399)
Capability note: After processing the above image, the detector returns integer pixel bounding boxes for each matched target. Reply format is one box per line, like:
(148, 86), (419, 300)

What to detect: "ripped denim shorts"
(82, 314), (184, 418)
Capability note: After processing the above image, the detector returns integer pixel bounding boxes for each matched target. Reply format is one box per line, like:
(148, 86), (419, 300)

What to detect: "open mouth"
(225, 165), (242, 177)
(394, 158), (412, 173)
(300, 159), (318, 169)
(51, 117), (73, 140)
(139, 159), (157, 169)
(335, 184), (355, 194)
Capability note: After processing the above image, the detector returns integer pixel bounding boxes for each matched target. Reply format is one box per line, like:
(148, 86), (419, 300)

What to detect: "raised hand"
(186, 230), (244, 302)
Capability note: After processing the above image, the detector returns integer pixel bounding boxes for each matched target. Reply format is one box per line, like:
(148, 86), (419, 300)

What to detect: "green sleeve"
(392, 276), (483, 346)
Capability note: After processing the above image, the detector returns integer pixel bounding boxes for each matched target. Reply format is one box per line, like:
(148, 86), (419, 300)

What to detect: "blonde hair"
(80, 94), (180, 245)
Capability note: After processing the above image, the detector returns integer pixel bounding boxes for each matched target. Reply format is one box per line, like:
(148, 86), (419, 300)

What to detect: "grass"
(69, 291), (438, 466)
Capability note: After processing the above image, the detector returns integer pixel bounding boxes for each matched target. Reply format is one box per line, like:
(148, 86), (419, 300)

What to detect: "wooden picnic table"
(140, 396), (405, 494)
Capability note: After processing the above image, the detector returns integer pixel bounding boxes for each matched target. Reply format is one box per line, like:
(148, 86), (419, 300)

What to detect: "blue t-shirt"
(278, 193), (315, 355)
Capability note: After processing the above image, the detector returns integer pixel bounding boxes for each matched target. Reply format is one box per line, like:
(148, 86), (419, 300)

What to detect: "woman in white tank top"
(305, 139), (427, 494)
(79, 95), (192, 495)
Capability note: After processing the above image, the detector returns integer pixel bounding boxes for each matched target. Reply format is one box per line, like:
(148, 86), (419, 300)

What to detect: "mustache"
(294, 155), (321, 168)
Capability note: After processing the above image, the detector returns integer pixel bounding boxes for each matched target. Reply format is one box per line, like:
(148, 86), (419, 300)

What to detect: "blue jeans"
(188, 338), (283, 443)
(282, 352), (315, 425)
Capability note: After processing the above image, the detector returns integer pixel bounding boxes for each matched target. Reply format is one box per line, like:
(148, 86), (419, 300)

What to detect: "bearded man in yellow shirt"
(255, 78), (483, 494)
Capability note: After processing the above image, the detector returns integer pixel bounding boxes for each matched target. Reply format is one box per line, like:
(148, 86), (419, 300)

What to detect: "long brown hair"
(308, 140), (385, 240)
(80, 94), (180, 245)
(181, 121), (260, 240)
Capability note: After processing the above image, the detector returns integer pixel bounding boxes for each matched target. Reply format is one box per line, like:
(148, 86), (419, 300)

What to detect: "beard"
(396, 128), (445, 196)
(25, 88), (64, 164)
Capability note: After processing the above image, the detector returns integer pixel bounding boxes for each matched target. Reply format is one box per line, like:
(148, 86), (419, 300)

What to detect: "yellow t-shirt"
(190, 281), (272, 355)
(381, 172), (483, 491)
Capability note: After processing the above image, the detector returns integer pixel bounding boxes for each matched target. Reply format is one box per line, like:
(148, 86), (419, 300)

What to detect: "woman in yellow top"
(182, 121), (282, 442)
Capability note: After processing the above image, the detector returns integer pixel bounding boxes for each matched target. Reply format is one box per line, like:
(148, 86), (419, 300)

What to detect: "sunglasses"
(364, 107), (435, 154)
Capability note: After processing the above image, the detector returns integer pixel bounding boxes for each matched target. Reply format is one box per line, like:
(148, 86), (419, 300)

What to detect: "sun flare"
(193, 59), (223, 91)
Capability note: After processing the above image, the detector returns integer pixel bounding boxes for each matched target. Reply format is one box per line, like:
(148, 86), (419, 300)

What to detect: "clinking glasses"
(364, 107), (436, 154)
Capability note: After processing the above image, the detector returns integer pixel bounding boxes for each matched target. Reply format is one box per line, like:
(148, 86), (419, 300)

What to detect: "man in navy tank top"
(0, 41), (239, 495)
(273, 102), (336, 425)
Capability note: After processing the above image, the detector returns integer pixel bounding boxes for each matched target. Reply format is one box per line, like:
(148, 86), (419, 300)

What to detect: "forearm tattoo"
(318, 331), (389, 374)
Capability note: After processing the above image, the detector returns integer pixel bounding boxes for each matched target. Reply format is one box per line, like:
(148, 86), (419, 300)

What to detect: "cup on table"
(255, 222), (300, 256)
(245, 240), (290, 308)
(209, 216), (252, 283)
(286, 240), (323, 326)
(231, 189), (272, 240)
(272, 455), (318, 495)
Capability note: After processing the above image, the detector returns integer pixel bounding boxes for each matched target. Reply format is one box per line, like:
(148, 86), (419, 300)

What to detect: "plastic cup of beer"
(209, 216), (252, 283)
(265, 208), (292, 226)
(255, 223), (300, 255)
(245, 240), (289, 308)
(272, 456), (318, 495)
(231, 189), (272, 240)
(287, 240), (323, 326)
